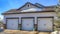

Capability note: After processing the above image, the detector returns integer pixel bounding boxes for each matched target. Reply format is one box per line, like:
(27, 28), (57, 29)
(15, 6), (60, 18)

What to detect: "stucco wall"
(3, 12), (56, 24)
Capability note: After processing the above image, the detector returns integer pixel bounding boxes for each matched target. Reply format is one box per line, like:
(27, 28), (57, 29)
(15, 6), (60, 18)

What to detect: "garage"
(6, 18), (19, 30)
(37, 17), (53, 31)
(21, 17), (34, 31)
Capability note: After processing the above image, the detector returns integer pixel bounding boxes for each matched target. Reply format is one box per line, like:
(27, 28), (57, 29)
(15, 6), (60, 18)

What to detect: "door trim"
(21, 17), (35, 31)
(37, 17), (54, 32)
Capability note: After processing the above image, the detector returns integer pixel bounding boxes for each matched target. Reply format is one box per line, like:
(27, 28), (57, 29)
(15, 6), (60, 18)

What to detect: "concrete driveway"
(0, 30), (51, 34)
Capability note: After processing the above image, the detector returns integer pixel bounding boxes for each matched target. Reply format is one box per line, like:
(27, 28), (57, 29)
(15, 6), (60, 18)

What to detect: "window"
(28, 4), (29, 7)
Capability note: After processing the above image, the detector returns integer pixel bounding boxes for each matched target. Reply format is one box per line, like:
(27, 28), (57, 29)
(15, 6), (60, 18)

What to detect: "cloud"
(0, 15), (3, 20)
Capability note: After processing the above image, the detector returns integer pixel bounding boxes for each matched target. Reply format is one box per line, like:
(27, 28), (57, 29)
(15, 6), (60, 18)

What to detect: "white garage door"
(7, 19), (18, 30)
(38, 18), (53, 31)
(22, 18), (34, 31)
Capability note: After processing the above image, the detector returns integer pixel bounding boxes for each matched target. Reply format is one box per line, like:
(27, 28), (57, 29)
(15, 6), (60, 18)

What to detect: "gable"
(17, 2), (43, 11)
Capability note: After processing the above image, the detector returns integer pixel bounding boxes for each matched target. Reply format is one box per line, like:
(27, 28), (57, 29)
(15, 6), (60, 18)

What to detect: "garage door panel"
(7, 19), (18, 30)
(22, 18), (34, 30)
(38, 18), (53, 31)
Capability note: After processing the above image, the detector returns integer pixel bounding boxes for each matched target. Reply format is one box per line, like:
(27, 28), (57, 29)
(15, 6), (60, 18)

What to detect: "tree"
(54, 0), (60, 31)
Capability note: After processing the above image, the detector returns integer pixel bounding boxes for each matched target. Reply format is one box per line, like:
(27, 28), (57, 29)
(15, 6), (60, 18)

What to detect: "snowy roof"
(21, 8), (42, 12)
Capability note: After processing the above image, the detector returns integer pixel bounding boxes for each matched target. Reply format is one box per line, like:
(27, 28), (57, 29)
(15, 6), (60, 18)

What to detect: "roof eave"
(2, 10), (55, 15)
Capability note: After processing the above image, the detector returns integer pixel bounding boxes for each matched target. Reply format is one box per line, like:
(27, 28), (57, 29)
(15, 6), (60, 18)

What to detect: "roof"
(35, 3), (45, 7)
(44, 5), (57, 8)
(2, 2), (56, 15)
(17, 2), (44, 10)
(21, 8), (43, 12)
(2, 10), (55, 15)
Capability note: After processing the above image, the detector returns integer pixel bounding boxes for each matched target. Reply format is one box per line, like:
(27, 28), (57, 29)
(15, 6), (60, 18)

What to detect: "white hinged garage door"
(7, 19), (18, 30)
(38, 18), (53, 31)
(22, 18), (34, 31)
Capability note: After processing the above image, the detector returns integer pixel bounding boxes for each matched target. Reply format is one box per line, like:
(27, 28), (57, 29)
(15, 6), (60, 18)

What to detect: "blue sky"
(0, 0), (58, 19)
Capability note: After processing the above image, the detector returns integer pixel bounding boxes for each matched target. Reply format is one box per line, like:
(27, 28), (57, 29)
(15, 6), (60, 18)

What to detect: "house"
(2, 2), (56, 32)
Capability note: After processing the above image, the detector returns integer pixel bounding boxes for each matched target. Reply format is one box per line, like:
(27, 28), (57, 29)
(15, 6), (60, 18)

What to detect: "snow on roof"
(21, 8), (42, 12)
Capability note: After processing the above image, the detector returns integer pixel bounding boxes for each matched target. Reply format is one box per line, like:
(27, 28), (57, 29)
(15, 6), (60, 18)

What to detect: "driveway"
(0, 30), (51, 34)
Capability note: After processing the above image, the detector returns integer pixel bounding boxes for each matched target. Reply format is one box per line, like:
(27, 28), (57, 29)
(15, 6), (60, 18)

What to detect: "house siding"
(3, 12), (56, 24)
(19, 3), (40, 10)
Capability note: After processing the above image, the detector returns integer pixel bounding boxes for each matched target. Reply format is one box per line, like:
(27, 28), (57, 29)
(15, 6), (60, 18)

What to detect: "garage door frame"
(6, 17), (19, 29)
(37, 17), (54, 32)
(21, 17), (35, 31)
